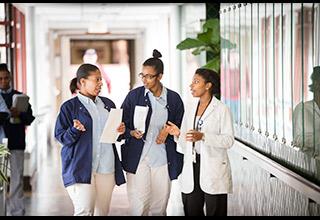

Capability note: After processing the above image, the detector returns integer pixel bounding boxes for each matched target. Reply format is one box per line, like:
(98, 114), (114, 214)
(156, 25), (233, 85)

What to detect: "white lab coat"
(176, 96), (234, 195)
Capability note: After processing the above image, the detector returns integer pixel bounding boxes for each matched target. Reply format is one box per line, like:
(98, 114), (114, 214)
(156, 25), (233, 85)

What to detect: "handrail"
(234, 137), (320, 204)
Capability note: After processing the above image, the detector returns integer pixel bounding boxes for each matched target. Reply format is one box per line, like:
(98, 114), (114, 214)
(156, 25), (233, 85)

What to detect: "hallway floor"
(24, 145), (130, 216)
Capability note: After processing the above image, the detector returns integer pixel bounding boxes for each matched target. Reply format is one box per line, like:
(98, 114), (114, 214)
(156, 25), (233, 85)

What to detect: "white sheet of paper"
(99, 108), (123, 144)
(134, 105), (149, 134)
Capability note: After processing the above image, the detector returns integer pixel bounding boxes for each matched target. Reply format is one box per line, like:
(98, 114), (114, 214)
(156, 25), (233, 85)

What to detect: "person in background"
(165, 68), (234, 216)
(0, 63), (35, 216)
(54, 63), (126, 216)
(293, 66), (320, 172)
(119, 49), (184, 216)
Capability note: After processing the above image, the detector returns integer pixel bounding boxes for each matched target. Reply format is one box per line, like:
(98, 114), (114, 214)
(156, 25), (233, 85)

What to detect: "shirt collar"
(77, 92), (97, 104)
(0, 87), (13, 94)
(144, 84), (167, 102)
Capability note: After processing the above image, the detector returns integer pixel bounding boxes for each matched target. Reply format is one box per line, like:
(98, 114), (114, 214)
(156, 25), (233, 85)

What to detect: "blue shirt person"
(119, 49), (184, 216)
(0, 63), (35, 216)
(54, 63), (125, 216)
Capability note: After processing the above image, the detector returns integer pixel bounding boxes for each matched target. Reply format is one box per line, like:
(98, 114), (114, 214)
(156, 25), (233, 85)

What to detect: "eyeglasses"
(138, 73), (158, 80)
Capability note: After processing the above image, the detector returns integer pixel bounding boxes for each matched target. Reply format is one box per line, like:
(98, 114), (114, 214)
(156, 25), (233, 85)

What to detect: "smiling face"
(189, 73), (211, 98)
(79, 69), (103, 98)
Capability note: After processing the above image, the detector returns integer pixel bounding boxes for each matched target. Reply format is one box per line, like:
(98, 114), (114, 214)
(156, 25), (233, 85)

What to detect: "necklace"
(193, 97), (212, 131)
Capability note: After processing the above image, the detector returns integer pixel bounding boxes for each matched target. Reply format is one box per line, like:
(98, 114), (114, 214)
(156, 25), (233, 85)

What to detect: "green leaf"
(0, 168), (8, 183)
(197, 29), (212, 45)
(0, 146), (9, 156)
(203, 59), (220, 72)
(203, 18), (220, 33)
(192, 47), (207, 56)
(203, 19), (220, 44)
(0, 144), (9, 183)
(176, 38), (206, 50)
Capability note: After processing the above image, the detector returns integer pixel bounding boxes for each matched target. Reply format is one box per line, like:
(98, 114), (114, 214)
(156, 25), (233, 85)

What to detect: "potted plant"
(176, 18), (236, 73)
(0, 144), (10, 183)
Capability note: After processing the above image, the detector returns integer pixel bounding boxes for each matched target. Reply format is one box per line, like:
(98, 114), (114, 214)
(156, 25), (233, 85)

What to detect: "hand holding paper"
(117, 122), (126, 135)
(133, 105), (149, 134)
(99, 108), (123, 144)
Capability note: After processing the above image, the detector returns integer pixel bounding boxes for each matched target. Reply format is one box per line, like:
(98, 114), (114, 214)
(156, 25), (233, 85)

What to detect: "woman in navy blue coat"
(54, 64), (125, 216)
(120, 49), (184, 215)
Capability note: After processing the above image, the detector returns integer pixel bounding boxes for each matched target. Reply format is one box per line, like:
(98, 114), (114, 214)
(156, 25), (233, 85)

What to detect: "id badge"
(192, 148), (196, 163)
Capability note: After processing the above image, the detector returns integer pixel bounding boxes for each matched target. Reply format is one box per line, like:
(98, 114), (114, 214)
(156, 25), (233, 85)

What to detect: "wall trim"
(233, 138), (320, 204)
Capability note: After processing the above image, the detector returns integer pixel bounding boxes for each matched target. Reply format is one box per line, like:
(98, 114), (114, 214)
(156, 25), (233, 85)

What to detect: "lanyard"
(191, 97), (212, 162)
(193, 97), (212, 132)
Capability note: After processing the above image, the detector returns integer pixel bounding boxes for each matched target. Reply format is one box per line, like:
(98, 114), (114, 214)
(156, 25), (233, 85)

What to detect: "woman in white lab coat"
(165, 68), (234, 216)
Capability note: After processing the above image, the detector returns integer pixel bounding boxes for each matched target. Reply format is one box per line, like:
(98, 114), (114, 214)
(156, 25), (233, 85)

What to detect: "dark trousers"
(181, 154), (227, 216)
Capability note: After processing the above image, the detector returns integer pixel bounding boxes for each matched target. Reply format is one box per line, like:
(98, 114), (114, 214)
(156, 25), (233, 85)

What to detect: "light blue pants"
(7, 150), (25, 216)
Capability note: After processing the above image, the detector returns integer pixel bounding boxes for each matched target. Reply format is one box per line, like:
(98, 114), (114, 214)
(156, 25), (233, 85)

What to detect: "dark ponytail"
(69, 77), (78, 94)
(143, 49), (164, 75)
(69, 63), (99, 94)
(195, 68), (220, 97)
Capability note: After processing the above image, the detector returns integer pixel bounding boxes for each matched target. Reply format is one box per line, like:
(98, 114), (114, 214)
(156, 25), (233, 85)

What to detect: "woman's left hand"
(186, 130), (204, 142)
(156, 127), (169, 144)
(117, 122), (126, 135)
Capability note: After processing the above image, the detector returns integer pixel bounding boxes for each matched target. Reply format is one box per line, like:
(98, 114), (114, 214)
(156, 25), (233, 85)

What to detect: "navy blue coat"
(54, 96), (126, 187)
(120, 86), (184, 180)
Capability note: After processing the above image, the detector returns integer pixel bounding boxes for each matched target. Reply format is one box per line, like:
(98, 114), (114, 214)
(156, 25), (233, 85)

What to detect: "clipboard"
(12, 94), (29, 112)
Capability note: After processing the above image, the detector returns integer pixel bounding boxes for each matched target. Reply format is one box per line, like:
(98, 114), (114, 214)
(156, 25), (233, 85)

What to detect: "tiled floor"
(24, 145), (130, 216)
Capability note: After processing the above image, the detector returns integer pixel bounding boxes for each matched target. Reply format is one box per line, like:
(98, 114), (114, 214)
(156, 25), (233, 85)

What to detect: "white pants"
(66, 172), (115, 216)
(126, 159), (171, 216)
(7, 150), (25, 216)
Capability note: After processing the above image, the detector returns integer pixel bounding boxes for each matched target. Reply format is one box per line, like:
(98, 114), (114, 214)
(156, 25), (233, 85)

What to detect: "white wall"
(21, 2), (206, 194)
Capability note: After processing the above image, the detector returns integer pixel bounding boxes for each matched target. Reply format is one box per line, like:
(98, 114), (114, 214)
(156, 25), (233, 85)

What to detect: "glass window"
(221, 3), (320, 181)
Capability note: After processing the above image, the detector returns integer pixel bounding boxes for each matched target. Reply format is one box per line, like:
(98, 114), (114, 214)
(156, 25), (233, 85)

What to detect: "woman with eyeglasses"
(54, 63), (126, 216)
(165, 68), (234, 216)
(119, 49), (184, 216)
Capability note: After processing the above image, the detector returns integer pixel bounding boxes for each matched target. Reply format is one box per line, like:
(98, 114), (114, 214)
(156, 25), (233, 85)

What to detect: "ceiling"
(13, 3), (183, 22)
(13, 3), (184, 36)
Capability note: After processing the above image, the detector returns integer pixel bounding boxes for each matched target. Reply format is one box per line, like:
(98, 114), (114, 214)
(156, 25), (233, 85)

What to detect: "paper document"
(12, 94), (29, 112)
(99, 108), (123, 144)
(133, 105), (149, 134)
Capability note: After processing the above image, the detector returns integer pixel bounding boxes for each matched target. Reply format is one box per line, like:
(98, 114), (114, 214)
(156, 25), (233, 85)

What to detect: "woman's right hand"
(73, 119), (86, 132)
(130, 129), (144, 139)
(165, 121), (180, 137)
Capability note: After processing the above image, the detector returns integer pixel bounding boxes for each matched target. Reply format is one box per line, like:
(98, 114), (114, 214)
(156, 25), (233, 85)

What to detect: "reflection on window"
(221, 3), (319, 159)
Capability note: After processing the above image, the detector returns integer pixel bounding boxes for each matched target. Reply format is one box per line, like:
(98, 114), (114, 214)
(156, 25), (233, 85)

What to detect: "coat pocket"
(61, 146), (74, 173)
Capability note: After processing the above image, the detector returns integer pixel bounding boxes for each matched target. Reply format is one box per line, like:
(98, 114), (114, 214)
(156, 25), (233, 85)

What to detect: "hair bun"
(152, 49), (162, 59)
